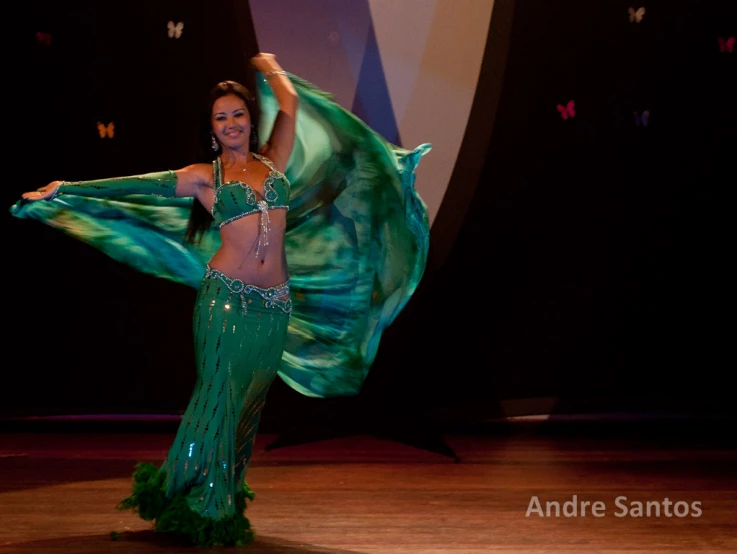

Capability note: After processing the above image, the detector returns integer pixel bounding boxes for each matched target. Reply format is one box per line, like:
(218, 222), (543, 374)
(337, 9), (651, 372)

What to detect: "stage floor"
(1, 419), (735, 553)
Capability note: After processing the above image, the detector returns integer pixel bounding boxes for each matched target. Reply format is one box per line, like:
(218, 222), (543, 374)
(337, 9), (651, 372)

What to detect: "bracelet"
(264, 70), (287, 78)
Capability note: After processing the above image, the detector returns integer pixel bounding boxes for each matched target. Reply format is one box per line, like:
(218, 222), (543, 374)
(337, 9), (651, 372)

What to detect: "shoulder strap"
(252, 153), (280, 175)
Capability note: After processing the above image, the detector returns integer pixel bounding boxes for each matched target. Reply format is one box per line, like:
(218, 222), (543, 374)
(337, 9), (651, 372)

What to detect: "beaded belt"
(204, 266), (292, 315)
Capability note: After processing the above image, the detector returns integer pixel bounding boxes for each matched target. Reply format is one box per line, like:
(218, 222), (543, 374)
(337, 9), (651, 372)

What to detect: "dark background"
(5, 0), (735, 432)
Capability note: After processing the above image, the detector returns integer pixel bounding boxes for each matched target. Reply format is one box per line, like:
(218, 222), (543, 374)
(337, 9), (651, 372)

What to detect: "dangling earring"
(211, 132), (220, 152)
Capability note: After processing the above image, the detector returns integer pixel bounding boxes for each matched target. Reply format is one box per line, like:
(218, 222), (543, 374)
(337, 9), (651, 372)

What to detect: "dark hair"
(184, 80), (261, 244)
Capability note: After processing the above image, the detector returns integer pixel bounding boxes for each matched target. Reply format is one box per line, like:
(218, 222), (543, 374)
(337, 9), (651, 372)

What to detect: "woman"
(20, 52), (295, 546)
(14, 52), (431, 546)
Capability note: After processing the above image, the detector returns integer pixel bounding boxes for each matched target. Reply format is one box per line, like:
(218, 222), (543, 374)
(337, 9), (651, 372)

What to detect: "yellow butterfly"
(97, 121), (114, 138)
(167, 20), (184, 38)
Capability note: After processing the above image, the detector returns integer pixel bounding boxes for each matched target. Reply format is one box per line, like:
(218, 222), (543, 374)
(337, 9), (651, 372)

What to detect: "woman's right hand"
(250, 52), (279, 73)
(21, 181), (63, 201)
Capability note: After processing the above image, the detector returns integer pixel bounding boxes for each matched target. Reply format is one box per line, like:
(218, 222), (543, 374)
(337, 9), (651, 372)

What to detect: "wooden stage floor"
(0, 416), (735, 553)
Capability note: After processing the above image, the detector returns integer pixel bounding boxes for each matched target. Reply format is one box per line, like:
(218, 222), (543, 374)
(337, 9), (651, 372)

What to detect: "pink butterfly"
(557, 100), (576, 120)
(633, 110), (650, 127)
(718, 37), (735, 53)
(36, 32), (52, 46)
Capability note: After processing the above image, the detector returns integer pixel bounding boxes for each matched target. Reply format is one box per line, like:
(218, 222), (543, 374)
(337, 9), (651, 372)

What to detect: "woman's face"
(211, 94), (251, 151)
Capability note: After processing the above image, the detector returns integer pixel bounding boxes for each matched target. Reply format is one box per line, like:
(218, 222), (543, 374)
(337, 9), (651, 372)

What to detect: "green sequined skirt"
(117, 269), (291, 546)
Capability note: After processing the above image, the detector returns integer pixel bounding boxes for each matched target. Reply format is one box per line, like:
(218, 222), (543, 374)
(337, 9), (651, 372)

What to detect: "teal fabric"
(9, 72), (431, 398)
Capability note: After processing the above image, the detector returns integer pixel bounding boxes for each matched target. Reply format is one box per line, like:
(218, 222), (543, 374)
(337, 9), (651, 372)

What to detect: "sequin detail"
(55, 171), (178, 198)
(204, 266), (292, 315)
(211, 154), (290, 258)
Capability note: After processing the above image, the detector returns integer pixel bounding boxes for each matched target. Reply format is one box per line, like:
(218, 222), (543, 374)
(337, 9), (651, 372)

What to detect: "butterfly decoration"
(633, 110), (650, 127)
(556, 100), (576, 120)
(628, 7), (646, 23)
(718, 37), (735, 53)
(167, 21), (184, 39)
(36, 32), (52, 46)
(97, 122), (115, 139)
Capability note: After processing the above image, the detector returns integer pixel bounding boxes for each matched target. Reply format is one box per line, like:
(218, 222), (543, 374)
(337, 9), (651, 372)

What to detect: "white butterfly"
(167, 20), (184, 38)
(628, 7), (645, 23)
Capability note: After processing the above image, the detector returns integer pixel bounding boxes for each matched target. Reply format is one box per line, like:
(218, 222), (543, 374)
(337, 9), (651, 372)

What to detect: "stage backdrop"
(4, 0), (734, 426)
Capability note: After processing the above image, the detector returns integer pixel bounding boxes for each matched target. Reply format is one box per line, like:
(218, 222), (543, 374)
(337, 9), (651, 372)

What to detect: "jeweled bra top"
(211, 153), (290, 256)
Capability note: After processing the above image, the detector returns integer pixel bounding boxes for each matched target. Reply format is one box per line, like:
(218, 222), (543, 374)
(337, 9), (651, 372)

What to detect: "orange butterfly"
(628, 6), (645, 23)
(97, 121), (115, 138)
